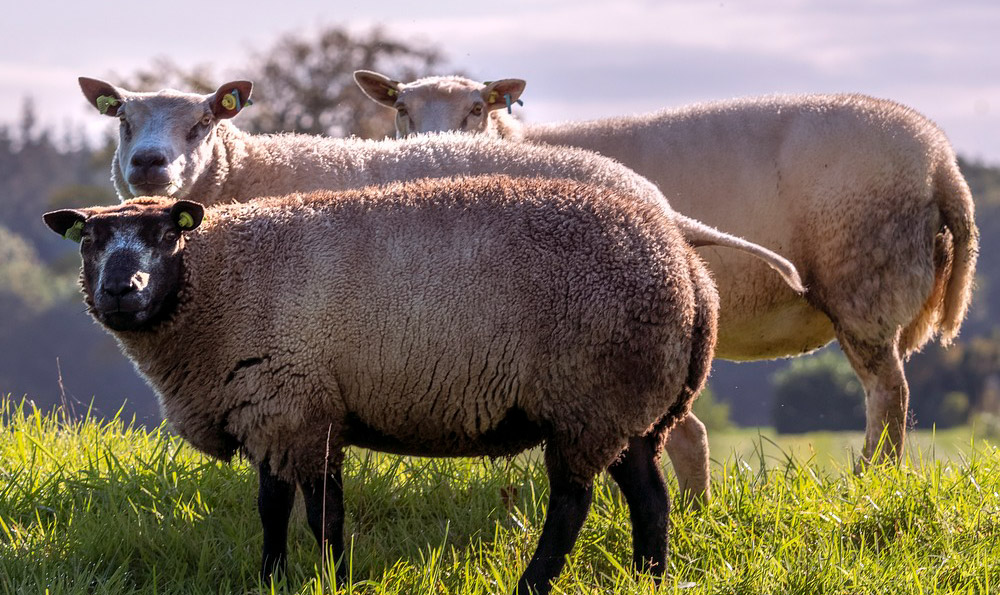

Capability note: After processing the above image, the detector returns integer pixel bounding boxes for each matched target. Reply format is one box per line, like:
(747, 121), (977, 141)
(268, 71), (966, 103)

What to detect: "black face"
(43, 200), (204, 332)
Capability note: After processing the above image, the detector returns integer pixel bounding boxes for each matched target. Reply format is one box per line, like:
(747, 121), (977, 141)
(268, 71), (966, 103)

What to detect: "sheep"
(43, 175), (720, 595)
(75, 76), (800, 293)
(78, 76), (806, 503)
(355, 71), (981, 466)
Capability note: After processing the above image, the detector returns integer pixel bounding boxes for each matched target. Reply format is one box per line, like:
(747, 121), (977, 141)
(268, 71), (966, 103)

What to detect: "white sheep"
(43, 175), (720, 594)
(78, 76), (807, 502)
(355, 71), (980, 466)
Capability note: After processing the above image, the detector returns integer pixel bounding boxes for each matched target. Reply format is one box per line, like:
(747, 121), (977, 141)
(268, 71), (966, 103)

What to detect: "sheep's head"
(43, 198), (205, 332)
(79, 77), (252, 200)
(354, 71), (525, 138)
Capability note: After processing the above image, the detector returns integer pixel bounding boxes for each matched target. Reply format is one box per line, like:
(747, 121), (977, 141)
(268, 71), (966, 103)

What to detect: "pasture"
(2, 397), (998, 594)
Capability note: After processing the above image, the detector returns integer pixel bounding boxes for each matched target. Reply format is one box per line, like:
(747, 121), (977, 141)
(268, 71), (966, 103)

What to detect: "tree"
(115, 26), (458, 139)
(771, 349), (866, 433)
(691, 385), (732, 431)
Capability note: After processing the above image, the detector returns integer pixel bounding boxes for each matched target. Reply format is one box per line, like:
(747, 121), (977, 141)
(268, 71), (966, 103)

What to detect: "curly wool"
(110, 176), (718, 484)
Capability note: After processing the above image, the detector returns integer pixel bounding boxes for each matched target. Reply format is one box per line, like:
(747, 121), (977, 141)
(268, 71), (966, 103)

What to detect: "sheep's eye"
(471, 103), (484, 117)
(163, 230), (179, 243)
(396, 105), (408, 117)
(187, 117), (212, 141)
(119, 117), (132, 139)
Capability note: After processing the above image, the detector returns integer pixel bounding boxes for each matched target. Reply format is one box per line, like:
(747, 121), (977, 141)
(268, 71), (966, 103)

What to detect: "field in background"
(2, 398), (999, 594)
(708, 426), (992, 472)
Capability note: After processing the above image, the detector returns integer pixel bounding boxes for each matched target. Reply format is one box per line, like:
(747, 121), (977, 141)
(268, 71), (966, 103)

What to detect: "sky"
(2, 0), (998, 163)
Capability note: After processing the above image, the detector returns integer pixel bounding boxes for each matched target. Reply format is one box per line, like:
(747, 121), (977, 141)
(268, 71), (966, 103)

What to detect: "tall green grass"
(2, 396), (998, 594)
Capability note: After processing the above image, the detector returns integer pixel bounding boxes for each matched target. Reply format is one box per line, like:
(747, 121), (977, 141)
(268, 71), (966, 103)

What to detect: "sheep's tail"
(675, 214), (805, 294)
(931, 161), (979, 346)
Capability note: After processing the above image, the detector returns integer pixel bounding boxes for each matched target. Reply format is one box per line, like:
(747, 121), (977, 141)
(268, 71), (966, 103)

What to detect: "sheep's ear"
(170, 200), (205, 231)
(43, 209), (89, 242)
(481, 79), (526, 113)
(354, 70), (402, 108)
(210, 81), (253, 119)
(79, 77), (125, 117)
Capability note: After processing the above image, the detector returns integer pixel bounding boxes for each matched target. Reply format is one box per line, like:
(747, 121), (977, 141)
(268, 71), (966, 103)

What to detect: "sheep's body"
(120, 177), (715, 479)
(362, 74), (979, 464)
(57, 176), (718, 594)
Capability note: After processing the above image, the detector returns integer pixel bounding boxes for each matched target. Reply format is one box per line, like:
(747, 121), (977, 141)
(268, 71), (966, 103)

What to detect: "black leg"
(606, 435), (670, 578)
(301, 464), (347, 587)
(258, 459), (297, 584)
(513, 450), (594, 595)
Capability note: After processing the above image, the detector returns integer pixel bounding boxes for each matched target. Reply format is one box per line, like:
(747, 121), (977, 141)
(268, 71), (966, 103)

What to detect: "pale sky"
(2, 0), (998, 163)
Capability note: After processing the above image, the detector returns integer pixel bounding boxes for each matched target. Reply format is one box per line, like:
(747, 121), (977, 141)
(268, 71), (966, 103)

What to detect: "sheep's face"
(43, 198), (205, 332)
(354, 72), (525, 138)
(79, 78), (252, 200)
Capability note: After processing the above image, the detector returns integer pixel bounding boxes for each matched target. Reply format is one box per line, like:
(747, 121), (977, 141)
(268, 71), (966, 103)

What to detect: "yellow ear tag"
(64, 220), (84, 243)
(220, 93), (237, 111)
(177, 211), (195, 229)
(96, 95), (119, 115)
(487, 91), (499, 104)
(387, 88), (397, 97)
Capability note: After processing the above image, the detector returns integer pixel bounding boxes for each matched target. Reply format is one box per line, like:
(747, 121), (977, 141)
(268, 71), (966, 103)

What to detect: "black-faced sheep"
(44, 175), (719, 595)
(355, 71), (980, 466)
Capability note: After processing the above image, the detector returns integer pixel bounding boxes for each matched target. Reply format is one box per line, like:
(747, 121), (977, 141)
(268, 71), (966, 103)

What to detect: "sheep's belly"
(341, 407), (545, 458)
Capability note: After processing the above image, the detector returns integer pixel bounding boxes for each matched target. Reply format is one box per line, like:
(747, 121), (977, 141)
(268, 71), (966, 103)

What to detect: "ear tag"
(64, 220), (84, 243)
(387, 88), (397, 97)
(96, 95), (119, 115)
(221, 90), (239, 112)
(487, 91), (499, 104)
(503, 93), (524, 115)
(177, 211), (195, 229)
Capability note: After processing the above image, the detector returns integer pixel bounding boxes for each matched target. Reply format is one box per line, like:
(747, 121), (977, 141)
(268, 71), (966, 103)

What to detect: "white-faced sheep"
(78, 76), (806, 502)
(44, 175), (719, 595)
(355, 71), (980, 466)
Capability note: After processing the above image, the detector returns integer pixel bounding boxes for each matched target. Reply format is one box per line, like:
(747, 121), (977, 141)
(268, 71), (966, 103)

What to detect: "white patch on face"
(121, 104), (199, 196)
(97, 227), (155, 291)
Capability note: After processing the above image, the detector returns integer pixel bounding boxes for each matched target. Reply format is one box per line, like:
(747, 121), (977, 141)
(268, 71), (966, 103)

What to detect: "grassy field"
(2, 397), (1000, 594)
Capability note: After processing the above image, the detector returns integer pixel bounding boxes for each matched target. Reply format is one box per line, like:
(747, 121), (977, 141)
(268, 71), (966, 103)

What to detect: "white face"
(393, 79), (491, 137)
(114, 92), (219, 199)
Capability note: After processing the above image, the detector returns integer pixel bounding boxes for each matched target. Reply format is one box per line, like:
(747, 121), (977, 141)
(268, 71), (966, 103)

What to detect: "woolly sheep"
(44, 175), (719, 595)
(78, 76), (806, 502)
(75, 76), (800, 291)
(355, 71), (980, 466)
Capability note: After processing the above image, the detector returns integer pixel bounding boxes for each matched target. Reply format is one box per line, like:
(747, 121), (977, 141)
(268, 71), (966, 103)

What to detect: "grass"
(2, 396), (1000, 594)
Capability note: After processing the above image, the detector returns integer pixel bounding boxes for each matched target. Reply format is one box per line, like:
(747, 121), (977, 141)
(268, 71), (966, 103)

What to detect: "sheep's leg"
(664, 413), (711, 507)
(513, 449), (594, 595)
(258, 460), (297, 583)
(838, 331), (909, 470)
(301, 464), (347, 586)
(607, 434), (670, 578)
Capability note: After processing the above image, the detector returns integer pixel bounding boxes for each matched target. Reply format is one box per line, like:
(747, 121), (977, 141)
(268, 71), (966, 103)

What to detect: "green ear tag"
(64, 220), (84, 243)
(96, 95), (119, 115)
(177, 211), (195, 229)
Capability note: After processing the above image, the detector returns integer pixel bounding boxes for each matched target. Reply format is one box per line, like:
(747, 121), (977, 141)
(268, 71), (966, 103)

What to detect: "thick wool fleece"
(109, 177), (718, 484)
(523, 93), (977, 357)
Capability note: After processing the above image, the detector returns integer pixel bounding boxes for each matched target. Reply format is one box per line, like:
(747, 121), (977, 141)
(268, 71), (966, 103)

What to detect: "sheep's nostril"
(102, 277), (139, 299)
(131, 150), (168, 169)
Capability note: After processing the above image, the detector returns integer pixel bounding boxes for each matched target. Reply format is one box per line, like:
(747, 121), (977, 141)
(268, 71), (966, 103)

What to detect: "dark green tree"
(771, 349), (866, 433)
